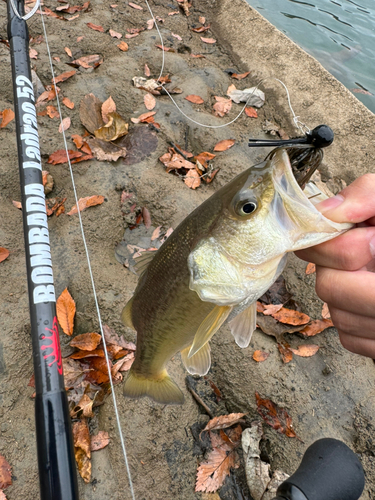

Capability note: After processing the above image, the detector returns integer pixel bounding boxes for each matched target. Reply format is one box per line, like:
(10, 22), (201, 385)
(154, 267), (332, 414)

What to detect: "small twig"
(187, 386), (214, 418)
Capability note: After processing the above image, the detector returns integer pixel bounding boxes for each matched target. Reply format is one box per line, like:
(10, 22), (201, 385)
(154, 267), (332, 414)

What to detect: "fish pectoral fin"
(134, 250), (157, 277)
(181, 343), (211, 376)
(121, 297), (135, 330)
(188, 305), (232, 359)
(123, 369), (184, 405)
(229, 301), (257, 348)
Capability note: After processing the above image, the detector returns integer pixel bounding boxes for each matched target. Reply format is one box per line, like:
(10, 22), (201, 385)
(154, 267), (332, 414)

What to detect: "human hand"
(295, 174), (375, 358)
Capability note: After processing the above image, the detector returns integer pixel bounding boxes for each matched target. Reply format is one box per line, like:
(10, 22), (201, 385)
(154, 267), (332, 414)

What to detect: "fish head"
(188, 148), (352, 306)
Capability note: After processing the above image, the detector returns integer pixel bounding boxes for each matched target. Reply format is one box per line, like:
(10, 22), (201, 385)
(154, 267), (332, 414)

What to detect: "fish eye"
(235, 199), (258, 216)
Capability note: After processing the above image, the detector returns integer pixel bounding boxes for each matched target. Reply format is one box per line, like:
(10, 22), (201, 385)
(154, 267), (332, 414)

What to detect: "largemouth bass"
(121, 148), (351, 404)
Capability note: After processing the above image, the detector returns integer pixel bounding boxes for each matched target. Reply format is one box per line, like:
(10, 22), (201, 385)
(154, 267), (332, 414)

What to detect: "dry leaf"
(191, 25), (211, 33)
(131, 111), (157, 124)
(71, 54), (102, 68)
(69, 348), (105, 359)
(199, 16), (206, 23)
(213, 96), (232, 117)
(70, 332), (102, 351)
(46, 105), (59, 119)
(146, 19), (154, 29)
(185, 94), (204, 104)
(213, 139), (235, 152)
(0, 489), (7, 499)
(109, 29), (122, 38)
(305, 262), (316, 275)
(144, 93), (156, 110)
(172, 32), (182, 41)
(129, 1), (143, 9)
(255, 392), (298, 438)
(0, 248), (10, 264)
(12, 200), (22, 209)
(91, 431), (110, 451)
(290, 345), (320, 357)
(62, 97), (75, 109)
(184, 169), (201, 189)
(118, 41), (129, 51)
(253, 350), (269, 362)
(86, 137), (126, 162)
(144, 63), (151, 76)
(29, 48), (38, 59)
(59, 117), (71, 133)
(272, 307), (310, 326)
(48, 149), (83, 165)
(299, 319), (334, 337)
(84, 357), (110, 385)
(56, 288), (76, 336)
(71, 394), (94, 418)
(159, 151), (195, 171)
(73, 419), (91, 483)
(227, 84), (237, 96)
(155, 44), (175, 52)
(64, 46), (73, 58)
(194, 151), (216, 165)
(125, 33), (139, 39)
(71, 134), (84, 149)
(101, 96), (116, 124)
(278, 342), (293, 363)
(77, 36), (84, 42)
(54, 70), (76, 84)
(62, 358), (85, 387)
(0, 455), (12, 490)
(262, 304), (283, 316)
(245, 106), (258, 118)
(322, 303), (331, 319)
(67, 195), (105, 215)
(196, 448), (238, 493)
(200, 37), (216, 44)
(87, 22), (104, 32)
(191, 53), (206, 58)
(142, 207), (152, 228)
(0, 109), (15, 128)
(202, 413), (245, 433)
(232, 71), (250, 80)
(94, 112), (128, 141)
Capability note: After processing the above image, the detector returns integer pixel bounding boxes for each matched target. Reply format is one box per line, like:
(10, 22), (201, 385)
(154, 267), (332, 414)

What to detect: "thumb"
(315, 173), (375, 224)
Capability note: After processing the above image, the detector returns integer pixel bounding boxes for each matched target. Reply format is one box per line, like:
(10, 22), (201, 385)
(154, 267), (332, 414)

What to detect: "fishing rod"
(7, 0), (79, 498)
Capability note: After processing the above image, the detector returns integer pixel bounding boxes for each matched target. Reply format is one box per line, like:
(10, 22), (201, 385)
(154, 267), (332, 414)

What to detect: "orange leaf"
(0, 455), (12, 489)
(63, 97), (75, 109)
(278, 342), (293, 363)
(87, 22), (104, 32)
(200, 37), (216, 44)
(144, 93), (156, 110)
(322, 302), (331, 319)
(305, 262), (316, 275)
(256, 301), (265, 313)
(232, 71), (250, 80)
(47, 105), (59, 119)
(48, 149), (83, 165)
(91, 431), (110, 451)
(109, 29), (122, 38)
(29, 48), (38, 59)
(213, 96), (232, 117)
(72, 419), (91, 483)
(159, 151), (195, 170)
(118, 41), (129, 51)
(155, 44), (175, 52)
(299, 318), (334, 337)
(272, 307), (310, 326)
(56, 288), (76, 336)
(202, 413), (245, 433)
(84, 357), (110, 385)
(144, 63), (151, 76)
(0, 109), (15, 128)
(54, 70), (76, 84)
(194, 151), (216, 164)
(64, 47), (73, 58)
(131, 111), (157, 124)
(253, 350), (269, 362)
(0, 248), (10, 263)
(69, 348), (105, 359)
(290, 345), (320, 357)
(245, 106), (258, 118)
(12, 200), (22, 209)
(213, 139), (235, 152)
(101, 96), (116, 123)
(59, 117), (71, 133)
(70, 332), (102, 351)
(71, 55), (102, 68)
(67, 195), (105, 215)
(191, 25), (210, 33)
(184, 169), (201, 189)
(262, 303), (283, 315)
(196, 448), (238, 493)
(185, 94), (204, 104)
(129, 2), (143, 9)
(255, 392), (298, 438)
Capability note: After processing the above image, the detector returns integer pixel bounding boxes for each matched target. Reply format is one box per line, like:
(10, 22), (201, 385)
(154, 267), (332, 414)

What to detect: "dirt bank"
(0, 0), (374, 499)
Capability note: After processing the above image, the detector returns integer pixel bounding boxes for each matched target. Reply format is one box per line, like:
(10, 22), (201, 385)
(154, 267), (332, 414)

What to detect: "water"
(246, 0), (375, 113)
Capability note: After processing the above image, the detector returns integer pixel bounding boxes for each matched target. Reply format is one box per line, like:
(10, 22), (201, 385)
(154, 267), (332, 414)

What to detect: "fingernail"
(315, 194), (345, 215)
(370, 235), (375, 259)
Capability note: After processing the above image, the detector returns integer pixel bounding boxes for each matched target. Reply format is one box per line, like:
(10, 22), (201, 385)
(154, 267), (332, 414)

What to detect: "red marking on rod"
(41, 316), (63, 374)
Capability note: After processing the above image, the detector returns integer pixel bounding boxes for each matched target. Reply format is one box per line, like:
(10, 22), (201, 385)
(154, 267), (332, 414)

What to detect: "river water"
(246, 0), (375, 113)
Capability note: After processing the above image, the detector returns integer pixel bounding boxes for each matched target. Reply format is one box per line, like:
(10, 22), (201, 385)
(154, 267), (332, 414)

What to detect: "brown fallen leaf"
(195, 447), (238, 493)
(213, 139), (235, 152)
(200, 37), (216, 44)
(160, 151), (195, 171)
(79, 93), (104, 134)
(86, 137), (127, 162)
(131, 111), (157, 124)
(125, 33), (139, 39)
(322, 302), (331, 319)
(94, 112), (128, 141)
(0, 248), (10, 263)
(305, 262), (316, 275)
(91, 431), (110, 451)
(56, 288), (76, 336)
(84, 357), (110, 385)
(0, 489), (7, 499)
(46, 105), (59, 119)
(144, 63), (151, 76)
(69, 348), (105, 359)
(299, 319), (334, 337)
(64, 46), (73, 58)
(29, 48), (38, 59)
(46, 197), (67, 217)
(12, 200), (22, 209)
(184, 169), (201, 189)
(146, 19), (154, 29)
(191, 25), (211, 33)
(129, 1), (143, 9)
(54, 70), (76, 84)
(272, 307), (310, 326)
(70, 332), (102, 351)
(62, 97), (75, 109)
(213, 96), (232, 117)
(191, 53), (206, 58)
(232, 71), (250, 80)
(48, 149), (83, 165)
(71, 134), (84, 149)
(0, 109), (15, 128)
(290, 345), (320, 357)
(278, 342), (293, 363)
(67, 195), (105, 216)
(253, 350), (270, 362)
(73, 418), (91, 483)
(255, 392), (298, 438)
(202, 413), (245, 434)
(194, 152), (216, 166)
(144, 93), (156, 110)
(87, 22), (104, 32)
(155, 44), (175, 52)
(245, 106), (258, 118)
(109, 29), (122, 38)
(59, 117), (71, 133)
(185, 94), (204, 104)
(71, 54), (102, 69)
(71, 394), (94, 418)
(101, 96), (116, 124)
(0, 455), (12, 490)
(118, 41), (129, 51)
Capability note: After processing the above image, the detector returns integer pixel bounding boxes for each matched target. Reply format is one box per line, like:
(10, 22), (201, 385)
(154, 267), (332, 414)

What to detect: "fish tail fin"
(123, 369), (184, 405)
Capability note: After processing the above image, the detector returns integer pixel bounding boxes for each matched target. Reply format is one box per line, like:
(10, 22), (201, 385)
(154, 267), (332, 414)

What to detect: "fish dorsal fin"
(180, 343), (211, 376)
(228, 302), (257, 348)
(188, 305), (232, 358)
(121, 297), (135, 330)
(134, 250), (157, 277)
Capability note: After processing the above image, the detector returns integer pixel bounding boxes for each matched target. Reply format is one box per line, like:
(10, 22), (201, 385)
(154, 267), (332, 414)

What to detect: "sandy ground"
(1, 0), (375, 499)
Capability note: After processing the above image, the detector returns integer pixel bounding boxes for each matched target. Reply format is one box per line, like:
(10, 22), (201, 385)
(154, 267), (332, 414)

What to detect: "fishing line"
(9, 0), (40, 20)
(38, 9), (136, 500)
(144, 0), (310, 134)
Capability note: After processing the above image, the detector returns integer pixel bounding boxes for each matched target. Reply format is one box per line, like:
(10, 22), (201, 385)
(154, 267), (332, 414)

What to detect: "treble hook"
(248, 124), (334, 149)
